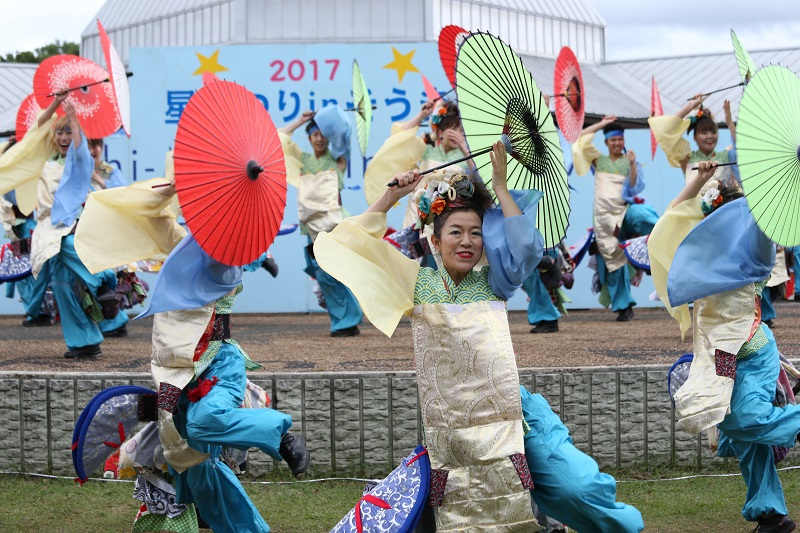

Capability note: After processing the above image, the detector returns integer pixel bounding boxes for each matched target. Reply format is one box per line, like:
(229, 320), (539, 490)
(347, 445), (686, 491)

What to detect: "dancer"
(280, 108), (363, 337)
(522, 242), (574, 334)
(650, 95), (737, 189)
(316, 142), (643, 532)
(25, 96), (118, 358)
(572, 117), (659, 321)
(650, 160), (800, 533)
(88, 138), (128, 189)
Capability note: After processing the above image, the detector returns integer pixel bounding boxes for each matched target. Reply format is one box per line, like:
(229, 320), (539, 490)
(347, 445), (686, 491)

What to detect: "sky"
(0, 0), (798, 61)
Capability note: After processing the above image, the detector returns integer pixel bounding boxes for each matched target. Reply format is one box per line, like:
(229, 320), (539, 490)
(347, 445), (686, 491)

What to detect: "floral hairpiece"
(413, 173), (475, 229)
(430, 106), (457, 127)
(700, 178), (741, 216)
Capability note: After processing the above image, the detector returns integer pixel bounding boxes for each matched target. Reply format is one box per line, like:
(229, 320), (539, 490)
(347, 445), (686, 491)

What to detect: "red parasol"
(97, 20), (131, 137)
(33, 54), (121, 138)
(438, 25), (469, 89)
(421, 74), (439, 102)
(173, 79), (287, 266)
(650, 76), (663, 161)
(553, 46), (584, 143)
(15, 94), (41, 141)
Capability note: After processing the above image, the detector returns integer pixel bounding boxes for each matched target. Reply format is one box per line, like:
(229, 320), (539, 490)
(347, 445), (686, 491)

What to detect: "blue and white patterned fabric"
(0, 241), (32, 282)
(569, 228), (594, 268)
(621, 235), (650, 271)
(330, 445), (430, 533)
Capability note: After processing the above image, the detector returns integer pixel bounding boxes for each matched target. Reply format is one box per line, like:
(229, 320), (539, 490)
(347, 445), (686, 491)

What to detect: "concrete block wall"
(0, 366), (728, 479)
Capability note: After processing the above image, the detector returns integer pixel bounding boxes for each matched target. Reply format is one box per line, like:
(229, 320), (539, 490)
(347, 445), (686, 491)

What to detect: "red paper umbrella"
(15, 94), (41, 141)
(97, 20), (130, 136)
(33, 54), (121, 138)
(650, 76), (663, 161)
(173, 79), (287, 266)
(421, 74), (439, 102)
(438, 25), (469, 89)
(553, 46), (584, 143)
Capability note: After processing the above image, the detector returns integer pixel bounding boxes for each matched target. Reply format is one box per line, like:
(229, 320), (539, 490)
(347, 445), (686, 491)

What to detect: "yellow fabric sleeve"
(649, 116), (692, 168)
(74, 177), (187, 273)
(279, 131), (302, 188)
(15, 179), (39, 216)
(647, 196), (703, 339)
(0, 115), (55, 197)
(571, 134), (602, 177)
(314, 211), (420, 337)
(363, 123), (426, 206)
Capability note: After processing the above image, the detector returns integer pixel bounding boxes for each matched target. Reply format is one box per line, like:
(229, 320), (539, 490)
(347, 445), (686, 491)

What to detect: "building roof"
(474, 0), (604, 26)
(0, 63), (37, 134)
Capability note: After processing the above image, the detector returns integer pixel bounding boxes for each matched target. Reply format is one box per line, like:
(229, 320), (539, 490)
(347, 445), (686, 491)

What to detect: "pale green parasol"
(731, 29), (758, 85)
(456, 31), (569, 248)
(737, 65), (800, 247)
(351, 60), (372, 158)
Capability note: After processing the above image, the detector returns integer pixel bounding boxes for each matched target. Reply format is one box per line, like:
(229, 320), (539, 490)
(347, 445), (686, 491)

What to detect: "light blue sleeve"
(727, 143), (740, 185)
(622, 161), (645, 203)
(105, 167), (128, 189)
(135, 233), (243, 319)
(51, 132), (94, 226)
(483, 189), (545, 300)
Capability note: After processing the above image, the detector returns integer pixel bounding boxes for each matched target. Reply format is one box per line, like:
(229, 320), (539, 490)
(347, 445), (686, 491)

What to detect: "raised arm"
(367, 169), (422, 214)
(723, 99), (736, 143)
(399, 101), (435, 131)
(673, 160), (718, 206)
(38, 92), (68, 128)
(676, 94), (706, 119)
(577, 115), (617, 139)
(62, 101), (82, 151)
(490, 141), (521, 218)
(279, 110), (314, 135)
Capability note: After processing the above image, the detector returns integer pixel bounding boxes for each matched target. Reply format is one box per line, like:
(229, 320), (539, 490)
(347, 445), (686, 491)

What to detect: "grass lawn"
(2, 466), (799, 532)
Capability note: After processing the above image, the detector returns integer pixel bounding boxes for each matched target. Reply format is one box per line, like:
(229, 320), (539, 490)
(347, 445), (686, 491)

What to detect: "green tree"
(1, 40), (80, 63)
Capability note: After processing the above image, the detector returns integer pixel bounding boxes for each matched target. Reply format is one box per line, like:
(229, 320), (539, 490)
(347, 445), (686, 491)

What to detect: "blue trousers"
(174, 344), (293, 532)
(522, 270), (560, 324)
(717, 326), (800, 521)
(596, 255), (635, 312)
(48, 236), (105, 349)
(9, 265), (50, 319)
(521, 386), (644, 532)
(793, 248), (800, 297)
(761, 287), (776, 322)
(304, 238), (362, 332)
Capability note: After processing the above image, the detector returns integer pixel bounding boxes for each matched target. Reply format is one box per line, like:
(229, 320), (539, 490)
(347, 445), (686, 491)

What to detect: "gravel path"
(1, 302), (798, 373)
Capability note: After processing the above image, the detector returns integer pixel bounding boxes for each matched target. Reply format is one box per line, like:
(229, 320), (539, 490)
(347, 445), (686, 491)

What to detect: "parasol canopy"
(15, 94), (40, 141)
(650, 76), (663, 161)
(736, 65), (800, 247)
(97, 19), (131, 136)
(173, 79), (287, 266)
(33, 54), (121, 138)
(553, 46), (585, 144)
(438, 25), (470, 89)
(421, 74), (440, 103)
(731, 29), (758, 85)
(456, 31), (570, 248)
(351, 60), (372, 158)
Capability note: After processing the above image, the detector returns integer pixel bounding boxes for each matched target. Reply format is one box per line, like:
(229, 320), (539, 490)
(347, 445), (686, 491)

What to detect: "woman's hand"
(625, 149), (636, 165)
(489, 140), (508, 191)
(689, 93), (707, 110)
(443, 128), (469, 154)
(368, 170), (422, 213)
(695, 160), (718, 184)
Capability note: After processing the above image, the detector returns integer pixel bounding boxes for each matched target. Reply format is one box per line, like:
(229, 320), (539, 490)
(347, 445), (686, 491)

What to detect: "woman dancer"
(316, 142), (643, 532)
(650, 160), (800, 533)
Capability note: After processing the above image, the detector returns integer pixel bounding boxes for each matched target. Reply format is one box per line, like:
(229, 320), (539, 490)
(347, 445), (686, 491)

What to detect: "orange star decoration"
(382, 47), (420, 83)
(192, 49), (229, 76)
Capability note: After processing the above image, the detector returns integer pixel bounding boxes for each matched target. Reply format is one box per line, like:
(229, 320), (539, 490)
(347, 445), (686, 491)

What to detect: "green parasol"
(737, 65), (800, 247)
(456, 31), (569, 248)
(351, 60), (372, 158)
(731, 29), (758, 85)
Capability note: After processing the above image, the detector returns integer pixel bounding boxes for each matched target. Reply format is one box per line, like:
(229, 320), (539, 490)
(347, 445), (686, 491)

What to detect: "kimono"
(649, 196), (800, 522)
(280, 131), (362, 333)
(315, 191), (643, 533)
(572, 135), (659, 312)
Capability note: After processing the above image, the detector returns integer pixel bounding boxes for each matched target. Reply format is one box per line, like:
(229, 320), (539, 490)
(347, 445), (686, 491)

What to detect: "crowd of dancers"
(1, 25), (800, 533)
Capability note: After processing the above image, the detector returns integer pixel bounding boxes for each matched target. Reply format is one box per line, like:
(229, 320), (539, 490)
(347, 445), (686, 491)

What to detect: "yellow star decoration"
(192, 49), (229, 76)
(382, 47), (420, 83)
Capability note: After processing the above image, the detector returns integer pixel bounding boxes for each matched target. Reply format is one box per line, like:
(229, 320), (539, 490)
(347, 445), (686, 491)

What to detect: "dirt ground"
(1, 302), (798, 373)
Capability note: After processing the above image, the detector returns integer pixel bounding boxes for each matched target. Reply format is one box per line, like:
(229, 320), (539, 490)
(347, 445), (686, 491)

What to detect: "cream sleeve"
(648, 116), (692, 168)
(279, 131), (303, 188)
(571, 133), (602, 177)
(363, 123), (426, 206)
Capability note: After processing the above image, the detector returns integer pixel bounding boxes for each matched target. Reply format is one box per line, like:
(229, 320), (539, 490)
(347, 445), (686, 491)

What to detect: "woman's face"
(694, 126), (718, 155)
(54, 126), (73, 156)
(432, 210), (483, 278)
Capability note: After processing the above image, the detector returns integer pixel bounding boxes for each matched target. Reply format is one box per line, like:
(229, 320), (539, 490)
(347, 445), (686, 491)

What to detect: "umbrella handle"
(386, 146), (493, 187)
(346, 105), (378, 111)
(690, 162), (737, 170)
(432, 88), (456, 102)
(47, 78), (110, 97)
(151, 183), (173, 189)
(686, 83), (744, 100)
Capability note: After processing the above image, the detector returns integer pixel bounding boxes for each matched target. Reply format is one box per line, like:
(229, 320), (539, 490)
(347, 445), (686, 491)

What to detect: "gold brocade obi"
(592, 171), (628, 271)
(412, 300), (539, 532)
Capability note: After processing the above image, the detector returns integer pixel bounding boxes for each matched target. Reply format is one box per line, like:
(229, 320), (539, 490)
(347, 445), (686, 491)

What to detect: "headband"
(603, 130), (624, 140)
(307, 125), (320, 135)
